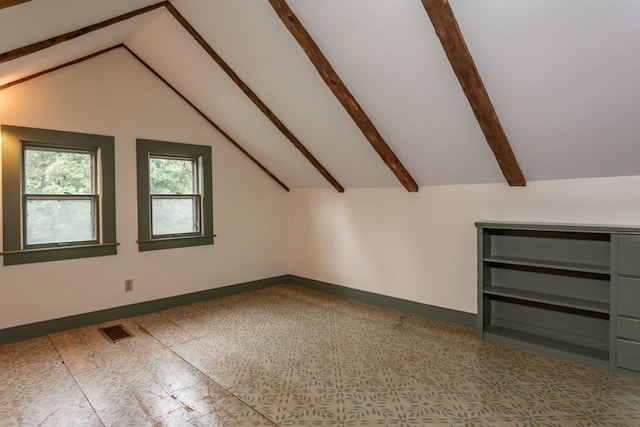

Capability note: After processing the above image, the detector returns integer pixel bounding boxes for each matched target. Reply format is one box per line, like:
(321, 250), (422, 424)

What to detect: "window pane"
(26, 199), (96, 245)
(24, 148), (93, 194)
(149, 157), (195, 194)
(152, 197), (199, 236)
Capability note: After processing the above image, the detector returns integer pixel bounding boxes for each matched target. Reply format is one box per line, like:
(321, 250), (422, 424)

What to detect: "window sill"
(137, 235), (215, 252)
(1, 242), (119, 266)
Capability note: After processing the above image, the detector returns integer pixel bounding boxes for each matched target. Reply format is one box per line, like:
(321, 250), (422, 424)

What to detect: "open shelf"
(476, 222), (618, 369)
(483, 255), (610, 275)
(483, 286), (609, 314)
(477, 222), (640, 376)
(484, 325), (609, 365)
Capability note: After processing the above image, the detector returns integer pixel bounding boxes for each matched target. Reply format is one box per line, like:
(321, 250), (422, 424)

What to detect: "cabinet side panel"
(477, 228), (486, 339)
(618, 234), (640, 276)
(610, 233), (619, 370)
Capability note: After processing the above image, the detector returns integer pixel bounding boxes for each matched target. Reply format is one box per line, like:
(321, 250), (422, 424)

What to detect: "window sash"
(22, 144), (97, 195)
(148, 155), (199, 195)
(22, 194), (100, 248)
(21, 144), (100, 249)
(148, 154), (203, 239)
(150, 194), (202, 238)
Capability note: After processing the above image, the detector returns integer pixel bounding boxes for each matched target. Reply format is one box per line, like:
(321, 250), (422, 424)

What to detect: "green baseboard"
(0, 275), (288, 345)
(288, 275), (476, 327)
(0, 274), (475, 345)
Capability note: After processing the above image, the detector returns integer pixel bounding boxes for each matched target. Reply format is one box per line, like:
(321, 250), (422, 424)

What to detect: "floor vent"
(98, 324), (133, 343)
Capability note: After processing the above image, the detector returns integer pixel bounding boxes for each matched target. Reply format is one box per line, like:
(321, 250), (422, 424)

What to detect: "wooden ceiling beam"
(0, 1), (167, 64)
(267, 0), (419, 192)
(0, 45), (122, 91)
(0, 0), (30, 9)
(420, 0), (526, 186)
(124, 46), (290, 192)
(165, 3), (344, 192)
(0, 41), (290, 191)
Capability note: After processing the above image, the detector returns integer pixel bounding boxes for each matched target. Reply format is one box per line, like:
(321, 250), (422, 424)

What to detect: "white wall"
(288, 177), (640, 314)
(0, 49), (288, 329)
(3, 47), (640, 330)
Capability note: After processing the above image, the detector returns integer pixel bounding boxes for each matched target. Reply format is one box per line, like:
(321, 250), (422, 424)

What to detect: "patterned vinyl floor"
(1, 283), (640, 426)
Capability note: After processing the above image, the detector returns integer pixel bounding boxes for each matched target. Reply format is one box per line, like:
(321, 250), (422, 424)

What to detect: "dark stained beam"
(420, 0), (526, 186)
(0, 0), (30, 9)
(124, 46), (290, 191)
(164, 2), (344, 192)
(267, 0), (419, 192)
(0, 1), (167, 65)
(0, 45), (122, 91)
(0, 43), (290, 191)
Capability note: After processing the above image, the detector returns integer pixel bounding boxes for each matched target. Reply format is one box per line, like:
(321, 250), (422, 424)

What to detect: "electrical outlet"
(125, 279), (133, 292)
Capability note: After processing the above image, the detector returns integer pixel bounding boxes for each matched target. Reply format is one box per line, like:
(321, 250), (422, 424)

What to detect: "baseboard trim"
(0, 275), (288, 345)
(288, 275), (476, 327)
(1, 274), (476, 345)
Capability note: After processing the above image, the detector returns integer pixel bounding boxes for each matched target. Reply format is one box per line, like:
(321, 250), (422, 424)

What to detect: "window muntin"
(149, 155), (201, 237)
(22, 146), (99, 247)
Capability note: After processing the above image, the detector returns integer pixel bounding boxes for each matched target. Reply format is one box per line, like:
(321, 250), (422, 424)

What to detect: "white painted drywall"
(288, 177), (640, 314)
(0, 48), (288, 329)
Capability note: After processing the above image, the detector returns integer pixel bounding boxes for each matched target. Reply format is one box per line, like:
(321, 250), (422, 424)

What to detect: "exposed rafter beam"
(0, 1), (167, 65)
(124, 46), (290, 192)
(0, 43), (290, 191)
(0, 0), (30, 9)
(0, 1), (340, 191)
(267, 0), (418, 193)
(0, 45), (121, 91)
(420, 0), (526, 186)
(164, 3), (343, 193)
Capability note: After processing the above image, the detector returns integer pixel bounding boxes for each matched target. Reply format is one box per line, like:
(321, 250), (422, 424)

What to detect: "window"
(149, 156), (200, 237)
(136, 139), (213, 251)
(23, 147), (97, 246)
(1, 125), (117, 265)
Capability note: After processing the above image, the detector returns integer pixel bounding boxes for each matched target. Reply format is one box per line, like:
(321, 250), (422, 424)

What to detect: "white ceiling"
(451, 0), (640, 182)
(2, 0), (640, 190)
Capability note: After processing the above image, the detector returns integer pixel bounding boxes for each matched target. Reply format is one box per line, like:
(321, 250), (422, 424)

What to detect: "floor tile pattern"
(1, 283), (640, 426)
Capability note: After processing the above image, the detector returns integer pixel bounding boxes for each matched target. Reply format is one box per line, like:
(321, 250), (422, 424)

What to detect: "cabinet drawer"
(619, 234), (640, 276)
(619, 277), (640, 318)
(617, 339), (640, 372)
(618, 317), (640, 341)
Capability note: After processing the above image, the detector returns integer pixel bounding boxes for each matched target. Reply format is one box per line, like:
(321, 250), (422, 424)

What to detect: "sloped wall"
(0, 49), (288, 329)
(288, 177), (640, 314)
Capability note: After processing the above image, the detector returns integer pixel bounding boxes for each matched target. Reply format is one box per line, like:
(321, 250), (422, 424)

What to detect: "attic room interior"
(1, 0), (640, 424)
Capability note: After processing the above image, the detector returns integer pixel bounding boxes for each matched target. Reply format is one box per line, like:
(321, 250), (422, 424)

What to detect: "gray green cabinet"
(616, 235), (640, 376)
(476, 221), (640, 377)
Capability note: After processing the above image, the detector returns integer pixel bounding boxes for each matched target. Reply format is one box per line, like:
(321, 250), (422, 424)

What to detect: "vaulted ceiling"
(1, 0), (639, 192)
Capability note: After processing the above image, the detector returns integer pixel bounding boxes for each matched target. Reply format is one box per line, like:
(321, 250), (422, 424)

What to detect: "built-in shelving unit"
(476, 222), (640, 374)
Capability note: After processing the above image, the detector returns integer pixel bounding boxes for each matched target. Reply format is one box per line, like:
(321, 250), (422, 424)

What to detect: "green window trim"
(1, 125), (117, 265)
(136, 138), (214, 252)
